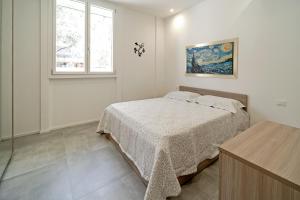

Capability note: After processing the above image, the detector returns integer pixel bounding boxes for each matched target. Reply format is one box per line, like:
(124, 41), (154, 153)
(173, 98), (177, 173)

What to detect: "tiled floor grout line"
(3, 156), (67, 181)
(1, 123), (219, 200)
(62, 127), (137, 200)
(2, 127), (92, 181)
(74, 170), (133, 200)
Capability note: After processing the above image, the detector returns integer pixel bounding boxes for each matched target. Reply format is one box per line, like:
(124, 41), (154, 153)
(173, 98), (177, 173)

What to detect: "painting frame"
(185, 38), (238, 79)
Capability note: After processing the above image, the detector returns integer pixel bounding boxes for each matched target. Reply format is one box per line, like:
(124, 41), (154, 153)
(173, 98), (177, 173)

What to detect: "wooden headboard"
(179, 86), (248, 111)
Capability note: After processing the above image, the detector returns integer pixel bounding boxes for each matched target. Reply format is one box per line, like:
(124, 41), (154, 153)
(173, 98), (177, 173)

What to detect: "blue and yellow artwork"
(186, 40), (237, 77)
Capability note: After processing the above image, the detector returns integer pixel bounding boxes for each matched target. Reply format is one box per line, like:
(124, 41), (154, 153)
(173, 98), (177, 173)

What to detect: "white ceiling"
(107, 0), (202, 18)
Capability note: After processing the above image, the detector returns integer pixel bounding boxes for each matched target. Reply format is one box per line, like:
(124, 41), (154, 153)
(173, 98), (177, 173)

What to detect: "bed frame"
(102, 86), (248, 186)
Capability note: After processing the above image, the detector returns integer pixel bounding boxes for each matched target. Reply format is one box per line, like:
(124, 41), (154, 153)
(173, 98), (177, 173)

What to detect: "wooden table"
(219, 121), (300, 200)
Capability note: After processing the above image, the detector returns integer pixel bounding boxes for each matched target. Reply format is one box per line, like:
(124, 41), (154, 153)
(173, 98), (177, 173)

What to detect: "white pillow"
(191, 96), (214, 107)
(164, 91), (201, 102)
(193, 95), (245, 113)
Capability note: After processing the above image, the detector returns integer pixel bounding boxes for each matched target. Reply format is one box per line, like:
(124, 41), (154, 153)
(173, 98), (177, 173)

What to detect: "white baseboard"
(1, 130), (40, 141)
(39, 129), (51, 134)
(49, 119), (99, 132)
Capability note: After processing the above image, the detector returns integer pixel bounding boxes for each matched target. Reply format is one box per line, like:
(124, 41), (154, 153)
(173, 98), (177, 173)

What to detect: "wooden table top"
(220, 121), (300, 191)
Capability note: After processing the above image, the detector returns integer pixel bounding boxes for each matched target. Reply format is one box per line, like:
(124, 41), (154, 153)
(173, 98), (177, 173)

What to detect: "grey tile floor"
(0, 122), (218, 200)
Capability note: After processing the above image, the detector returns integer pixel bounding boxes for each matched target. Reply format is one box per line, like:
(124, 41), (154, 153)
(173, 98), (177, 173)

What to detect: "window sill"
(49, 74), (118, 79)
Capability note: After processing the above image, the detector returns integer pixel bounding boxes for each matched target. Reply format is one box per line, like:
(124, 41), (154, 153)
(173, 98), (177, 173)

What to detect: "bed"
(97, 86), (250, 200)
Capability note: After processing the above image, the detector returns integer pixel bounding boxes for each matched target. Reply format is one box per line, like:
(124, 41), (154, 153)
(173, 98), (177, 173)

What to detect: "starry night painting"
(186, 39), (237, 78)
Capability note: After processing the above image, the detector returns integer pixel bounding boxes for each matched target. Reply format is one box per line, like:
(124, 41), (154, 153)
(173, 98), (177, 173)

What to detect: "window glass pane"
(56, 0), (85, 73)
(90, 5), (113, 73)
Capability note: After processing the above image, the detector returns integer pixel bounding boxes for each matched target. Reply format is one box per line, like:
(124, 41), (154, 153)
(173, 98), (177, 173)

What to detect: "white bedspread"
(97, 98), (249, 200)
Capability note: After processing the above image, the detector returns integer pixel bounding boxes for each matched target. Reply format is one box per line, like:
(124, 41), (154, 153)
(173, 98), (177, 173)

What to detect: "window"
(54, 0), (114, 75)
(90, 5), (113, 73)
(56, 0), (86, 73)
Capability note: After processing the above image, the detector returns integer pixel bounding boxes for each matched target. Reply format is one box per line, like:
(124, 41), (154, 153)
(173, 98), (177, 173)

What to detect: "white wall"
(155, 18), (166, 97)
(7, 0), (299, 137)
(14, 0), (41, 136)
(1, 0), (165, 138)
(164, 0), (300, 128)
(114, 8), (157, 102)
(49, 79), (117, 129)
(47, 4), (165, 130)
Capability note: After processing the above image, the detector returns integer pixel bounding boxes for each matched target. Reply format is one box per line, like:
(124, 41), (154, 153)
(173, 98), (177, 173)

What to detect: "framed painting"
(186, 38), (238, 78)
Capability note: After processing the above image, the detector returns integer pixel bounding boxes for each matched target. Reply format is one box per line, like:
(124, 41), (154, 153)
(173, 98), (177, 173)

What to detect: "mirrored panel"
(0, 0), (13, 180)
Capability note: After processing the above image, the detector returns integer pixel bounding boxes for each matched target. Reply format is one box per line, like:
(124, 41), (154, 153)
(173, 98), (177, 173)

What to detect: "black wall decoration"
(134, 42), (145, 57)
